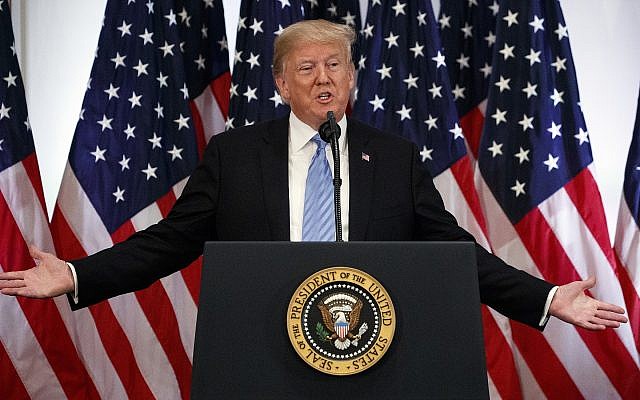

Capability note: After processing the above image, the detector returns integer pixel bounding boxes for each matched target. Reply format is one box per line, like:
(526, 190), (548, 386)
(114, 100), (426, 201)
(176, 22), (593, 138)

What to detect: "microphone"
(319, 111), (341, 142)
(318, 111), (343, 242)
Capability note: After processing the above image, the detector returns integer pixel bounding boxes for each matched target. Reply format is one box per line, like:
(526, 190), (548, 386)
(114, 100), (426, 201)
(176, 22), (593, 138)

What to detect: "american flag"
(0, 4), (99, 398)
(614, 90), (640, 354)
(350, 1), (523, 398)
(475, 0), (640, 397)
(48, 0), (230, 398)
(227, 0), (303, 128)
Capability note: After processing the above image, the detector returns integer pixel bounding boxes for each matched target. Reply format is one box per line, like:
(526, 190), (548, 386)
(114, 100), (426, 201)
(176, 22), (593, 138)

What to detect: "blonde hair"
(272, 19), (356, 77)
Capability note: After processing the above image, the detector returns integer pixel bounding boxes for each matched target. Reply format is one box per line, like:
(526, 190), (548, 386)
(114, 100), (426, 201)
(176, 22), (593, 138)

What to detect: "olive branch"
(315, 322), (331, 342)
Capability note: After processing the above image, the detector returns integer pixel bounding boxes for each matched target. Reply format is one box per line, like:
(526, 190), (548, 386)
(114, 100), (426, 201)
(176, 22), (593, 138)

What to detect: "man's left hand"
(549, 276), (628, 330)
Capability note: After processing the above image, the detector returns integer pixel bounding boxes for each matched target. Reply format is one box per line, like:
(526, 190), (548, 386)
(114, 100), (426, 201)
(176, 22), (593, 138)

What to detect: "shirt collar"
(289, 111), (348, 153)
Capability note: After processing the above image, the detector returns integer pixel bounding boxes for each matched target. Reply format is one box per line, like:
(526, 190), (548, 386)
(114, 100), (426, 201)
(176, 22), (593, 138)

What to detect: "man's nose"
(315, 65), (330, 85)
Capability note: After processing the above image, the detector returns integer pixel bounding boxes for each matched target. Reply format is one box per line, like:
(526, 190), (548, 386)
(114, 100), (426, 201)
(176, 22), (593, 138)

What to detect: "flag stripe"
(0, 339), (31, 400)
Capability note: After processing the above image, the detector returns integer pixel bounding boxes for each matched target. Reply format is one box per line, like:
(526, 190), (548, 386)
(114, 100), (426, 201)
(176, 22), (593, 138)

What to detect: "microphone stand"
(319, 111), (343, 242)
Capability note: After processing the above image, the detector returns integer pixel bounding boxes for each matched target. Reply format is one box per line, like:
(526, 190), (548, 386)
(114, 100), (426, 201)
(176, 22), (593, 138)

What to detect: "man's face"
(275, 42), (355, 131)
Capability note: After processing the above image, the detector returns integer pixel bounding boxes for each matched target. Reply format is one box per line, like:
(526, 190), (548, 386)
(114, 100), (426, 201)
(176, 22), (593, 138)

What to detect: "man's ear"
(274, 75), (289, 103)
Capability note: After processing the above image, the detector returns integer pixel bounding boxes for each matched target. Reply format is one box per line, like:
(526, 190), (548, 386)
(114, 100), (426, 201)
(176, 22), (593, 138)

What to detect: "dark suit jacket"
(71, 116), (553, 328)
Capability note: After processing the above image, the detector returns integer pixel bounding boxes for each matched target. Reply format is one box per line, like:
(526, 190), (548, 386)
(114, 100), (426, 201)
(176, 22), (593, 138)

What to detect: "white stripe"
(434, 168), (490, 249)
(615, 198), (640, 292)
(193, 85), (226, 142)
(131, 202), (197, 362)
(486, 374), (501, 400)
(0, 284), (66, 399)
(173, 177), (189, 200)
(539, 188), (639, 364)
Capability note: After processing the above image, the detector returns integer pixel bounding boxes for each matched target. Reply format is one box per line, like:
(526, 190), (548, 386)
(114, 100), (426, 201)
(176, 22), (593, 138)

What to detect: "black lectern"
(192, 242), (488, 399)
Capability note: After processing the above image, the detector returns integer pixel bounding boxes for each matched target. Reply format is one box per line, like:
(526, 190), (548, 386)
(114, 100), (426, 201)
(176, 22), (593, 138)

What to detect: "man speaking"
(0, 20), (627, 332)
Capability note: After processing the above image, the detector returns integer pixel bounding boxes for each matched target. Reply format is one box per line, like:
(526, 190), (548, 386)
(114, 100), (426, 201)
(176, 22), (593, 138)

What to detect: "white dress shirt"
(287, 112), (349, 242)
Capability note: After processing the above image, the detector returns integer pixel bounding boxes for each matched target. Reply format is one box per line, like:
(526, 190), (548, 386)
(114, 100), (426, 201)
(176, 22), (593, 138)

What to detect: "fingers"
(0, 270), (26, 280)
(595, 309), (628, 323)
(589, 317), (622, 329)
(596, 302), (626, 315)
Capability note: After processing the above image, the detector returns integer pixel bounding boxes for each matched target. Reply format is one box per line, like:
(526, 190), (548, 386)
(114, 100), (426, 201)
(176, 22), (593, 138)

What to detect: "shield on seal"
(335, 320), (349, 339)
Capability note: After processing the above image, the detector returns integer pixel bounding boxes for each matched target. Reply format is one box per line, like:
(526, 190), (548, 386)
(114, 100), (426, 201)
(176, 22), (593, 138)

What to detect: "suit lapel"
(347, 119), (375, 241)
(259, 117), (290, 240)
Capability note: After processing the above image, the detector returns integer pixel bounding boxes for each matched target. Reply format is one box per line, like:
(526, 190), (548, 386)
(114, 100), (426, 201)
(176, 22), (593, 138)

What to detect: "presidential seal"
(286, 267), (395, 375)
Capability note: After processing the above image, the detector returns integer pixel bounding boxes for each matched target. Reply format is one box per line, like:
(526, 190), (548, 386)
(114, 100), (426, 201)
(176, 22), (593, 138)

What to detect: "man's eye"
(328, 62), (341, 71)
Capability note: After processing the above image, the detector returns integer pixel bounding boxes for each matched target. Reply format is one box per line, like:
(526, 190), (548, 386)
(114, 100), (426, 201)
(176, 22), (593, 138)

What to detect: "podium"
(192, 242), (488, 399)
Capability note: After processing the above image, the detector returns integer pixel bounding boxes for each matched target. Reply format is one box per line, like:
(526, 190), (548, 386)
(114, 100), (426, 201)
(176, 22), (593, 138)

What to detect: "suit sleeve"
(68, 138), (223, 309)
(409, 145), (554, 329)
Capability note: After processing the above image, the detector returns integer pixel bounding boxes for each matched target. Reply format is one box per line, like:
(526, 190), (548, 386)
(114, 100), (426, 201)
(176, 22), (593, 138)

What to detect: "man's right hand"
(0, 245), (74, 298)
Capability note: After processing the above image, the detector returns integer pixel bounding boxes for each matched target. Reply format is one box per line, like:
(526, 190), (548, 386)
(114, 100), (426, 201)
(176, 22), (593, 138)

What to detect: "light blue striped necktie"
(302, 134), (335, 241)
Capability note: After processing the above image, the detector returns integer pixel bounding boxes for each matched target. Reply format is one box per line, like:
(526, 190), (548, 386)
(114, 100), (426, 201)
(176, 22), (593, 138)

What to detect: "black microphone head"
(319, 111), (341, 142)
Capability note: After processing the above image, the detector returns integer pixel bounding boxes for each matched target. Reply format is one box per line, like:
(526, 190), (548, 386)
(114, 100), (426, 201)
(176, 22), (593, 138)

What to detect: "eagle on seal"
(318, 294), (367, 350)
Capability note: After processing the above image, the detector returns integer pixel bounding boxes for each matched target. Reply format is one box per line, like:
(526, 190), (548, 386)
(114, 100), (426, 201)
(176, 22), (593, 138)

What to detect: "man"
(0, 20), (627, 330)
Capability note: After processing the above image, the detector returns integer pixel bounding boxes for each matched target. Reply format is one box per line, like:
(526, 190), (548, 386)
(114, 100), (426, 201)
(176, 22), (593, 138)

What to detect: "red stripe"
(113, 221), (193, 400)
(510, 321), (584, 399)
(180, 258), (202, 306)
(157, 190), (177, 218)
(209, 72), (231, 119)
(460, 106), (485, 159)
(52, 214), (154, 399)
(189, 101), (207, 159)
(516, 208), (640, 397)
(0, 340), (31, 400)
(615, 252), (640, 353)
(481, 307), (523, 400)
(51, 205), (87, 260)
(563, 168), (617, 266)
(0, 194), (101, 400)
(450, 156), (489, 238)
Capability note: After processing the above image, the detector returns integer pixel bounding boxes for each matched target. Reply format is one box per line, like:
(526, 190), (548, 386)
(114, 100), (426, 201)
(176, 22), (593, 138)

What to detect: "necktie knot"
(311, 134), (327, 153)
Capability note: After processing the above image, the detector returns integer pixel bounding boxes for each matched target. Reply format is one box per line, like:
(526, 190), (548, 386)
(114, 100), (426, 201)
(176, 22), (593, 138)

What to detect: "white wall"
(11, 0), (640, 241)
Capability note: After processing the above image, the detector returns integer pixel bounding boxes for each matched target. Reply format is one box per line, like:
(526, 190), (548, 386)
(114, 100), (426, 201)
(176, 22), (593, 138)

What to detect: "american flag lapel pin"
(361, 152), (370, 162)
